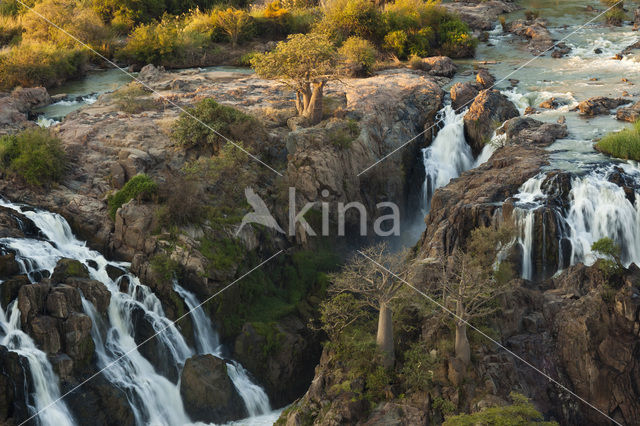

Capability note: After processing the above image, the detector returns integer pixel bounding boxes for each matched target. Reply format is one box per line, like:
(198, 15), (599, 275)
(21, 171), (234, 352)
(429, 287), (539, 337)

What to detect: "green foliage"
(384, 30), (410, 58)
(214, 248), (339, 338)
(328, 119), (360, 149)
(0, 16), (21, 47)
(250, 321), (286, 356)
(0, 42), (87, 90)
(150, 253), (181, 282)
(338, 36), (377, 75)
(596, 121), (640, 161)
(601, 0), (626, 26)
(91, 0), (222, 24)
(0, 128), (66, 186)
(112, 82), (158, 113)
(443, 392), (558, 426)
(399, 342), (438, 392)
(215, 7), (252, 47)
(438, 19), (477, 58)
(591, 237), (623, 282)
(115, 15), (212, 67)
(251, 32), (339, 83)
(315, 0), (385, 43)
(251, 2), (318, 38)
(107, 174), (158, 219)
(171, 98), (257, 153)
(200, 236), (245, 272)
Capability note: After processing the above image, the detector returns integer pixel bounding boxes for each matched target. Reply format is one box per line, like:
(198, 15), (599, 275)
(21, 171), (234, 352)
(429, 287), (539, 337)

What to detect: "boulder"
(113, 202), (158, 260)
(419, 56), (457, 78)
(463, 89), (519, 155)
(577, 97), (632, 116)
(0, 253), (19, 279)
(138, 64), (165, 82)
(62, 313), (94, 370)
(51, 259), (90, 283)
(0, 207), (38, 239)
(616, 102), (640, 122)
(506, 19), (554, 53)
(450, 82), (479, 111)
(499, 116), (568, 147)
(0, 274), (29, 309)
(0, 87), (51, 132)
(179, 355), (247, 424)
(46, 285), (82, 319)
(65, 374), (136, 426)
(0, 346), (31, 423)
(476, 69), (496, 89)
(539, 97), (559, 109)
(17, 282), (51, 324)
(65, 278), (111, 314)
(443, 0), (520, 31)
(30, 315), (61, 354)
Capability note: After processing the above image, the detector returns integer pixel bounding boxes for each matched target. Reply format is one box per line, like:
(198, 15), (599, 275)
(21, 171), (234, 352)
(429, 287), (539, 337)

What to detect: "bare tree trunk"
(296, 83), (312, 117)
(301, 81), (324, 125)
(376, 302), (394, 367)
(455, 321), (470, 365)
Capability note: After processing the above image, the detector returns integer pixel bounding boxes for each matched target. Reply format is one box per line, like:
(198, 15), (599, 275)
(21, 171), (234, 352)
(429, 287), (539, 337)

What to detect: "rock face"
(577, 97), (632, 116)
(234, 318), (321, 407)
(444, 1), (520, 31)
(463, 89), (519, 155)
(0, 87), (51, 134)
(179, 355), (247, 424)
(450, 82), (479, 111)
(616, 101), (640, 122)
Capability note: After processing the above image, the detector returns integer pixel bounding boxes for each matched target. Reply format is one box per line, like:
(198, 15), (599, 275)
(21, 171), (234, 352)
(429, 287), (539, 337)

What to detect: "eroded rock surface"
(463, 89), (519, 155)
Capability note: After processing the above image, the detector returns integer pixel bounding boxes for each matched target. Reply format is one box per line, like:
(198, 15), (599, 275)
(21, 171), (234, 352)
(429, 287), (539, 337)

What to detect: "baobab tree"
(251, 33), (339, 125)
(439, 225), (515, 366)
(329, 243), (407, 367)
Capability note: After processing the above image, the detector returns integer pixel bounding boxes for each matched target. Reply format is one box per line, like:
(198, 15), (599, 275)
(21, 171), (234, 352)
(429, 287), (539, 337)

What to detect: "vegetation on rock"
(595, 120), (640, 161)
(0, 128), (66, 186)
(107, 174), (158, 219)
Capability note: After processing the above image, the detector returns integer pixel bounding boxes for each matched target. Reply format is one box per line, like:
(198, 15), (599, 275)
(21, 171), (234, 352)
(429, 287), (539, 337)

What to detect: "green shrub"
(0, 0), (20, 16)
(400, 342), (438, 392)
(0, 128), (66, 186)
(328, 119), (360, 149)
(171, 98), (257, 152)
(112, 82), (158, 113)
(315, 0), (385, 43)
(338, 36), (377, 75)
(200, 236), (245, 272)
(384, 29), (409, 58)
(183, 8), (227, 42)
(443, 392), (558, 426)
(0, 41), (87, 90)
(115, 16), (211, 67)
(251, 2), (318, 38)
(439, 19), (476, 58)
(107, 174), (158, 219)
(596, 121), (640, 161)
(150, 253), (181, 282)
(605, 7), (626, 25)
(92, 0), (222, 24)
(591, 237), (623, 283)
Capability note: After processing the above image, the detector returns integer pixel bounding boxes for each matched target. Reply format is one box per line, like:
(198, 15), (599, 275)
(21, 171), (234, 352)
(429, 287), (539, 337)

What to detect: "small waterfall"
(0, 300), (76, 426)
(512, 166), (640, 280)
(173, 283), (271, 417)
(422, 105), (474, 212)
(0, 199), (272, 424)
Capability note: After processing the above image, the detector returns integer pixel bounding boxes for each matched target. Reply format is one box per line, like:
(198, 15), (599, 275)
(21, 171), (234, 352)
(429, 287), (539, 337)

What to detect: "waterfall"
(0, 199), (272, 425)
(422, 105), (474, 212)
(512, 165), (640, 279)
(0, 300), (76, 426)
(173, 283), (271, 417)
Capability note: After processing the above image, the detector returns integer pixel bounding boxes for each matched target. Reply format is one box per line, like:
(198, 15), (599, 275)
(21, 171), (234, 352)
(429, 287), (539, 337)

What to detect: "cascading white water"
(0, 199), (273, 425)
(173, 283), (271, 417)
(512, 165), (640, 280)
(0, 300), (77, 426)
(422, 105), (474, 212)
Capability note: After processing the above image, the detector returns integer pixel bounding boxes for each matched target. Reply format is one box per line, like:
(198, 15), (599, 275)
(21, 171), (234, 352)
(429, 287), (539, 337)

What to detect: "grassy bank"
(596, 121), (640, 161)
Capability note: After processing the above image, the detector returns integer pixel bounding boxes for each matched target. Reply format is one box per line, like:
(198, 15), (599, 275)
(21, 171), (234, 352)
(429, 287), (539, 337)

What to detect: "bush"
(443, 392), (558, 426)
(21, 0), (109, 51)
(171, 98), (257, 153)
(0, 128), (66, 186)
(439, 19), (476, 58)
(595, 121), (640, 161)
(157, 173), (205, 227)
(605, 8), (626, 26)
(183, 8), (227, 42)
(107, 174), (158, 219)
(315, 0), (385, 43)
(112, 82), (158, 113)
(215, 8), (252, 47)
(591, 237), (623, 282)
(0, 16), (21, 47)
(92, 0), (221, 24)
(339, 36), (377, 75)
(384, 30), (409, 58)
(115, 16), (211, 67)
(0, 41), (87, 90)
(399, 342), (438, 392)
(251, 2), (317, 37)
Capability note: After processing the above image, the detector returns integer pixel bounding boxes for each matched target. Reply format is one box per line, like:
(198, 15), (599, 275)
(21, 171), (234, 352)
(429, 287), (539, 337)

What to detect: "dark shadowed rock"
(0, 274), (29, 309)
(0, 346), (31, 424)
(65, 374), (136, 426)
(476, 69), (496, 89)
(18, 282), (51, 324)
(46, 285), (82, 319)
(577, 97), (632, 116)
(30, 315), (61, 354)
(616, 101), (640, 122)
(463, 89), (519, 155)
(62, 313), (94, 371)
(0, 253), (19, 279)
(65, 278), (111, 314)
(179, 355), (246, 424)
(450, 82), (479, 111)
